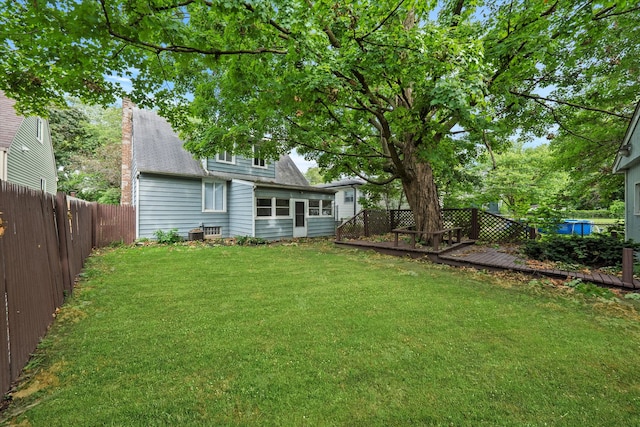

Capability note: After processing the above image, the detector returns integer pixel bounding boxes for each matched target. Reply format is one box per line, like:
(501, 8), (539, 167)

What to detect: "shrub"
(236, 235), (267, 246)
(522, 234), (640, 268)
(153, 228), (182, 244)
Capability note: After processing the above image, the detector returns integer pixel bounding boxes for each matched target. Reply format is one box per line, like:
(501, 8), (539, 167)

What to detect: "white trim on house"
(202, 179), (227, 212)
(292, 199), (307, 238)
(35, 117), (43, 143)
(216, 151), (235, 164)
(0, 149), (7, 181)
(255, 196), (292, 219)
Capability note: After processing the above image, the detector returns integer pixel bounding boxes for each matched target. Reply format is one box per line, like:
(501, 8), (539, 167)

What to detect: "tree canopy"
(48, 102), (123, 203)
(1, 0), (638, 231)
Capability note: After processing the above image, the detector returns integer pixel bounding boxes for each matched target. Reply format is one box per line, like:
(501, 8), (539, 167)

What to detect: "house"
(317, 178), (367, 222)
(613, 101), (640, 241)
(121, 100), (336, 240)
(0, 91), (57, 194)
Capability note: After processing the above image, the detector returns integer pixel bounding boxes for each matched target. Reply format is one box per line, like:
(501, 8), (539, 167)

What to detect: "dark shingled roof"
(0, 91), (24, 150)
(133, 108), (324, 190)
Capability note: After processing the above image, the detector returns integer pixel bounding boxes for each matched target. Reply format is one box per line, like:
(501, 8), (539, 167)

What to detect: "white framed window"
(252, 146), (267, 168)
(35, 118), (43, 143)
(203, 180), (226, 212)
(309, 199), (333, 216)
(256, 197), (290, 218)
(635, 183), (640, 215)
(40, 178), (46, 192)
(344, 190), (354, 203)
(216, 151), (235, 164)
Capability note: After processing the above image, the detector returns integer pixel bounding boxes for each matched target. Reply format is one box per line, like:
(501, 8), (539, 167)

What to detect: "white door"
(293, 200), (307, 238)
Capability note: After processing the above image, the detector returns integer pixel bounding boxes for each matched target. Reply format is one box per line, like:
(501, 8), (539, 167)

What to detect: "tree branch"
(345, 164), (399, 185)
(99, 0), (287, 56)
(510, 90), (632, 119)
(357, 0), (405, 41)
(593, 4), (640, 20)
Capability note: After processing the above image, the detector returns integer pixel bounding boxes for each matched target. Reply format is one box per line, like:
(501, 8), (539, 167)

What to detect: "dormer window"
(216, 151), (235, 164)
(252, 146), (267, 168)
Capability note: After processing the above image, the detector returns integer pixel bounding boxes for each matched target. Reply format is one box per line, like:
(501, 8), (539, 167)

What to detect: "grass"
(3, 241), (640, 426)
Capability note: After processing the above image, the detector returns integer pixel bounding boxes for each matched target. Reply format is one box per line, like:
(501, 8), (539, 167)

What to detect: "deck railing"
(336, 208), (536, 243)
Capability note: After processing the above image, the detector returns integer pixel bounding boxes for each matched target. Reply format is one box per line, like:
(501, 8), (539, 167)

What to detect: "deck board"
(335, 239), (640, 290)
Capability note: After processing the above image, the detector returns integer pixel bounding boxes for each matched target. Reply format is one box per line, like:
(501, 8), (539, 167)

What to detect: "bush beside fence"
(0, 181), (135, 397)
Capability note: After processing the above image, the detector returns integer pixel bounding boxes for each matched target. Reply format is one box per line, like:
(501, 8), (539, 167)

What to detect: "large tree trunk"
(401, 160), (443, 239)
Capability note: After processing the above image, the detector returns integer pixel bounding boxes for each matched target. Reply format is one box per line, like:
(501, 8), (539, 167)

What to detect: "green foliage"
(2, 1), (638, 226)
(470, 144), (569, 219)
(48, 101), (122, 203)
(608, 201), (626, 218)
(153, 229), (182, 244)
(236, 235), (267, 246)
(624, 293), (640, 301)
(524, 205), (564, 235)
(303, 167), (324, 185)
(522, 234), (640, 268)
(358, 180), (407, 210)
(565, 209), (622, 219)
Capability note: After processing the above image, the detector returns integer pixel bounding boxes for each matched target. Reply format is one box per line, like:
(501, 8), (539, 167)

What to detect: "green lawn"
(3, 241), (640, 426)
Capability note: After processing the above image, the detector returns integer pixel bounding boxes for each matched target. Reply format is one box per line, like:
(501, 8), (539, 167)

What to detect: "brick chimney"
(120, 98), (134, 205)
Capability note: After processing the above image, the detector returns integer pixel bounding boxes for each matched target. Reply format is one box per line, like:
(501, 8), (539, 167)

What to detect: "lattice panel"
(366, 210), (391, 235)
(443, 209), (473, 239)
(478, 211), (530, 243)
(389, 210), (414, 229)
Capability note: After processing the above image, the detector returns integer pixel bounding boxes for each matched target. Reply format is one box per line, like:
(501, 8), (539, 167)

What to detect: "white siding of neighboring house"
(334, 186), (363, 222)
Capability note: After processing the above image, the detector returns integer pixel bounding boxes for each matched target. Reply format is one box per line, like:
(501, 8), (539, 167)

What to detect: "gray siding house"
(0, 91), (57, 194)
(613, 101), (640, 241)
(121, 102), (336, 240)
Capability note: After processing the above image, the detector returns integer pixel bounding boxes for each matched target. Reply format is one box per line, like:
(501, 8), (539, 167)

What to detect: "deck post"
(470, 208), (480, 240)
(622, 248), (634, 287)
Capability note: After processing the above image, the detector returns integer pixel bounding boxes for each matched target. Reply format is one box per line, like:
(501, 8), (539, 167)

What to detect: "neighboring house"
(613, 101), (640, 242)
(121, 101), (336, 240)
(0, 91), (57, 194)
(317, 178), (367, 222)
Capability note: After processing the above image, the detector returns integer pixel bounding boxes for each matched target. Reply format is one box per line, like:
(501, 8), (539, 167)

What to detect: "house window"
(344, 190), (354, 203)
(216, 151), (235, 164)
(252, 146), (267, 168)
(635, 183), (640, 215)
(256, 198), (290, 217)
(36, 118), (43, 143)
(40, 178), (46, 192)
(203, 180), (226, 212)
(309, 200), (333, 216)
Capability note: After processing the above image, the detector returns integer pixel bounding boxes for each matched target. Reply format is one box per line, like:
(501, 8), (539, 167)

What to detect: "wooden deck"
(335, 240), (640, 290)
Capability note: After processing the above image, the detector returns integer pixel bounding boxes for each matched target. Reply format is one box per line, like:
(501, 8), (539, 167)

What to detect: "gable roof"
(613, 101), (640, 173)
(0, 91), (25, 150)
(132, 107), (326, 190)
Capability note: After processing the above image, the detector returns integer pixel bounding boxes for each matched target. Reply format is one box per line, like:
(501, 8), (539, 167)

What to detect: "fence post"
(364, 210), (369, 237)
(470, 208), (480, 240)
(55, 192), (73, 294)
(91, 202), (99, 248)
(622, 248), (635, 287)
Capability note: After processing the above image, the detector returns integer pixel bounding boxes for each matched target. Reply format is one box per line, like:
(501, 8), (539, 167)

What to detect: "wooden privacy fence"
(336, 208), (536, 243)
(0, 181), (135, 397)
